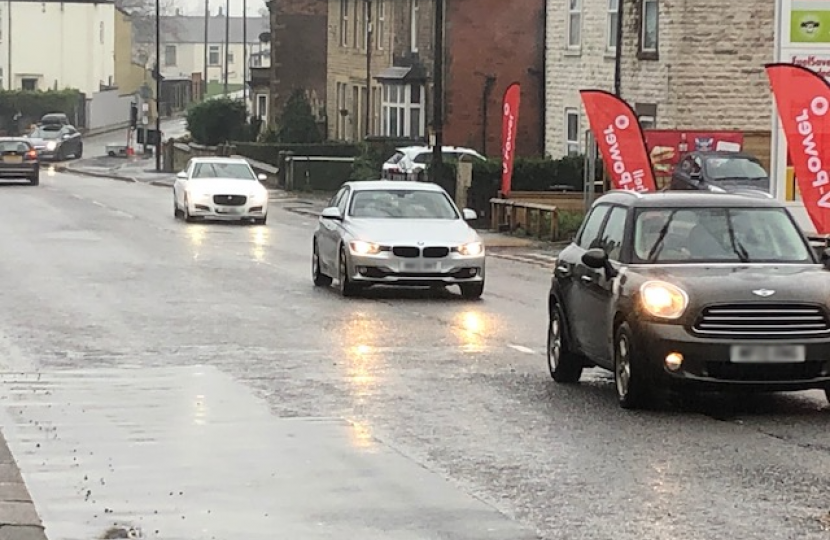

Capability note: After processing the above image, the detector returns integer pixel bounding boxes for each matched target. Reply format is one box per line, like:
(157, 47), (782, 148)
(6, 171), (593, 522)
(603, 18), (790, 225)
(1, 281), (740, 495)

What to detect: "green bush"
(0, 89), (83, 134)
(274, 89), (323, 144)
(186, 97), (249, 146)
(290, 160), (354, 192)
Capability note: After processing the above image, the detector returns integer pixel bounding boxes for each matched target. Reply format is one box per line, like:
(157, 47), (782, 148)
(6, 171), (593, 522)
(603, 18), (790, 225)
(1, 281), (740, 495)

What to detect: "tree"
(276, 89), (323, 144)
(186, 97), (248, 146)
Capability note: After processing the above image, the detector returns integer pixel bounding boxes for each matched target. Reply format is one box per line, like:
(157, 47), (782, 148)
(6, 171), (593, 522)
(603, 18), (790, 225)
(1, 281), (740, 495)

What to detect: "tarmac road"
(0, 171), (828, 540)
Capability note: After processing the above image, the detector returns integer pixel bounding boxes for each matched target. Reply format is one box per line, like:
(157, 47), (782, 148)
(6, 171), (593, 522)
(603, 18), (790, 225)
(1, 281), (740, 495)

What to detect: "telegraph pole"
(203, 0), (209, 99)
(365, 0), (372, 137)
(155, 0), (161, 171)
(242, 0), (247, 106)
(430, 0), (444, 181)
(613, 0), (623, 95)
(223, 0), (230, 95)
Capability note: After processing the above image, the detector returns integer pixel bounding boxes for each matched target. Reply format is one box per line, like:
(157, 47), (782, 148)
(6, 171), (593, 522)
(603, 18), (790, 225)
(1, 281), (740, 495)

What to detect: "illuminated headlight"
(639, 280), (689, 319)
(457, 242), (484, 256)
(46, 141), (56, 151)
(349, 240), (382, 255)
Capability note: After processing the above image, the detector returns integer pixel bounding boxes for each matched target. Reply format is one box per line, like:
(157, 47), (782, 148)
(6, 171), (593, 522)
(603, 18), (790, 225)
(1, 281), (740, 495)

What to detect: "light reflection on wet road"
(0, 173), (828, 540)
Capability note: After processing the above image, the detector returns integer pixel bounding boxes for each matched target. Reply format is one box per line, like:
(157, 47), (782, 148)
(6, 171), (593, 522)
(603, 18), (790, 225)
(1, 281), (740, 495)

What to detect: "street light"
(430, 0), (444, 183)
(155, 0), (161, 171)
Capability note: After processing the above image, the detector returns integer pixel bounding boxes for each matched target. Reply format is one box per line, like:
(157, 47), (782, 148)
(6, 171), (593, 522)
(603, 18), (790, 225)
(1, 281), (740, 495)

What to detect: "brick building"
(544, 0), (775, 158)
(266, 0), (328, 129)
(326, 0), (545, 158)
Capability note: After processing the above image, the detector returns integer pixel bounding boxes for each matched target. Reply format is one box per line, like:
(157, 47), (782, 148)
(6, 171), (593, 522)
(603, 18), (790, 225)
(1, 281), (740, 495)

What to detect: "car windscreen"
(191, 162), (256, 180)
(30, 127), (61, 139)
(0, 141), (30, 153)
(632, 207), (813, 264)
(704, 157), (768, 180)
(349, 189), (460, 219)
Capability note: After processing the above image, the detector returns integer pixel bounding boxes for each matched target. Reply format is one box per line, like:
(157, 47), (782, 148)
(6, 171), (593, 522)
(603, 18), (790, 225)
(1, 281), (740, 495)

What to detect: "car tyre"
(459, 281), (484, 300)
(29, 174), (39, 186)
(312, 240), (333, 287)
(183, 196), (196, 223)
(338, 245), (360, 297)
(547, 303), (583, 383)
(614, 321), (653, 410)
(824, 386), (830, 405)
(254, 216), (267, 225)
(75, 143), (83, 159)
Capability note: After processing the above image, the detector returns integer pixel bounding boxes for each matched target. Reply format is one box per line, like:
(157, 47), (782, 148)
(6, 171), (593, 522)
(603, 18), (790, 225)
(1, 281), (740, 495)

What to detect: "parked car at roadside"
(26, 124), (83, 161)
(0, 137), (39, 185)
(40, 112), (70, 127)
(312, 180), (485, 299)
(668, 151), (769, 193)
(381, 146), (486, 180)
(547, 189), (830, 409)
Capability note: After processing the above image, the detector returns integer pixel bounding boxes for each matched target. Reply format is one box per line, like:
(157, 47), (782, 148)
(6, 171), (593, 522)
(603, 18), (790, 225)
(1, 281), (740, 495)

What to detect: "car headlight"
(349, 241), (382, 255)
(249, 191), (267, 200)
(457, 242), (484, 256)
(46, 141), (56, 151)
(187, 190), (211, 200)
(639, 280), (689, 320)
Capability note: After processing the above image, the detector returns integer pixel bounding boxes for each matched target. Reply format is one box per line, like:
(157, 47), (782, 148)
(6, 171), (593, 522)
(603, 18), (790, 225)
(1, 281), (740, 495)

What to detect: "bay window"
(381, 83), (425, 138)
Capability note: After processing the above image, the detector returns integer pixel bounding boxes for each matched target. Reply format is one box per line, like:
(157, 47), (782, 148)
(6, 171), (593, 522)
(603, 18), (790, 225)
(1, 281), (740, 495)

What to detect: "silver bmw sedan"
(312, 180), (486, 299)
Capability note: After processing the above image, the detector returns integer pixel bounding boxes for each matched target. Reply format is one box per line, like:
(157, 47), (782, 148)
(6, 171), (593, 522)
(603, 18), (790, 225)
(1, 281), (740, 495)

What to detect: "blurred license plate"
(730, 345), (805, 363)
(402, 261), (440, 272)
(217, 207), (242, 214)
(3, 156), (22, 164)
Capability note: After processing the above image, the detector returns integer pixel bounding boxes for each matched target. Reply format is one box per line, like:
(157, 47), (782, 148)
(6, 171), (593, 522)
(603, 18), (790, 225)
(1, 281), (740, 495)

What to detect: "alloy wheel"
(615, 334), (632, 399)
(547, 313), (562, 374)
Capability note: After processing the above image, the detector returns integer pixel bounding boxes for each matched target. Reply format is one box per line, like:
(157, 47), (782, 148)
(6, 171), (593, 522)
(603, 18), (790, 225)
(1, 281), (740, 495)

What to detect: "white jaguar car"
(173, 157), (269, 224)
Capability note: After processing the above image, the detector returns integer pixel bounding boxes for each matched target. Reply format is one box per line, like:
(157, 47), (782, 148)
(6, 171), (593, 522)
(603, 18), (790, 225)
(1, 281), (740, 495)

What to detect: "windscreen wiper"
(646, 210), (678, 262)
(725, 212), (749, 263)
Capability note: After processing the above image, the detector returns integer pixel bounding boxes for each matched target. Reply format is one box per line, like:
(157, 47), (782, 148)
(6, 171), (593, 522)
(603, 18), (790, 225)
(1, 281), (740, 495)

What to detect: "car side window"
(680, 157), (693, 174)
(337, 188), (351, 215)
(597, 206), (628, 261)
(329, 187), (346, 208)
(577, 204), (611, 250)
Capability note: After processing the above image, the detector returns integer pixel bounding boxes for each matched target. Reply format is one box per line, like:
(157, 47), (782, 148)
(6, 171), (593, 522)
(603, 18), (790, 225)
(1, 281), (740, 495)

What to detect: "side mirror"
(176, 171), (187, 179)
(462, 208), (477, 221)
(320, 206), (343, 220)
(582, 248), (608, 269)
(582, 247), (619, 278)
(257, 173), (267, 181)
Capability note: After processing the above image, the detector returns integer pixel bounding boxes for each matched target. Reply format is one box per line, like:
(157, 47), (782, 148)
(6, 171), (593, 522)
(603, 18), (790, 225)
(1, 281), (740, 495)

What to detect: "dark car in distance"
(26, 124), (83, 161)
(547, 190), (830, 409)
(668, 151), (770, 193)
(0, 138), (39, 185)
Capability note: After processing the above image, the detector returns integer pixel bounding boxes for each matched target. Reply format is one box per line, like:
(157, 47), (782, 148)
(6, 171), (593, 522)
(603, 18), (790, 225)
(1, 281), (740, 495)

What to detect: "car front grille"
(392, 246), (420, 258)
(692, 303), (830, 339)
(422, 247), (450, 258)
(213, 194), (246, 206)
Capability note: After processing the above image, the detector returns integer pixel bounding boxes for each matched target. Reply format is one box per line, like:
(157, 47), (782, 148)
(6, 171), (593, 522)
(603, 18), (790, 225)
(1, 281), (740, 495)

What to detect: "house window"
(335, 82), (347, 139)
(565, 108), (580, 155)
(410, 0), (419, 52)
(351, 85), (360, 139)
(606, 0), (618, 51)
(381, 83), (425, 138)
(372, 86), (380, 133)
(360, 0), (368, 49)
(640, 0), (659, 54)
(21, 78), (37, 91)
(228, 50), (234, 63)
(340, 0), (349, 46)
(352, 0), (359, 49)
(164, 45), (177, 66)
(567, 0), (581, 48)
(376, 0), (386, 50)
(635, 103), (657, 129)
(256, 94), (268, 120)
(209, 45), (220, 66)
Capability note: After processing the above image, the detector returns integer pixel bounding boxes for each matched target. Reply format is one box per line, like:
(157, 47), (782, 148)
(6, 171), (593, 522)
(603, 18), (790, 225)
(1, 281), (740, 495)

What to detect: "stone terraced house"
(545, 0), (775, 159)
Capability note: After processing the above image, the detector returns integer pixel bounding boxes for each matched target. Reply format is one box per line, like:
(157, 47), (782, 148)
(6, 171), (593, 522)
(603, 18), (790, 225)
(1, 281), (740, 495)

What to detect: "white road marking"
(508, 344), (536, 354)
(92, 200), (106, 207)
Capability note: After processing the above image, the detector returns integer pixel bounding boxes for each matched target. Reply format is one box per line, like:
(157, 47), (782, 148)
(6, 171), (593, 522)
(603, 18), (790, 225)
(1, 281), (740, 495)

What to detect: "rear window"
(0, 141), (31, 152)
(385, 152), (405, 164)
(412, 151), (469, 164)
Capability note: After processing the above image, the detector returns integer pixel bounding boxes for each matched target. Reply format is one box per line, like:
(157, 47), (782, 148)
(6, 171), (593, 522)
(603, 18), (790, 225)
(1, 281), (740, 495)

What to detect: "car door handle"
(580, 275), (594, 284)
(555, 264), (570, 276)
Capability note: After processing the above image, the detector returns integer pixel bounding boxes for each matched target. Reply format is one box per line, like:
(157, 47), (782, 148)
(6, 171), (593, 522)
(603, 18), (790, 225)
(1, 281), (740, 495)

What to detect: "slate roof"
(134, 15), (269, 44)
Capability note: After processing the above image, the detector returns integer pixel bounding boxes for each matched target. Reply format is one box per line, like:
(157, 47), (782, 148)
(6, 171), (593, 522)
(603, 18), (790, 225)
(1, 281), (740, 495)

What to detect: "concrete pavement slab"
(0, 366), (538, 540)
(0, 525), (47, 540)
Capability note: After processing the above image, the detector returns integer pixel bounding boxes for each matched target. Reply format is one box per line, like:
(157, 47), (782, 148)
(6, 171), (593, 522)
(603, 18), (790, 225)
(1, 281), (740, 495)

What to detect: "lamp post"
(223, 0), (229, 95)
(243, 0), (248, 106)
(203, 0), (209, 99)
(430, 0), (444, 182)
(155, 0), (161, 171)
(365, 0), (372, 137)
(613, 0), (623, 95)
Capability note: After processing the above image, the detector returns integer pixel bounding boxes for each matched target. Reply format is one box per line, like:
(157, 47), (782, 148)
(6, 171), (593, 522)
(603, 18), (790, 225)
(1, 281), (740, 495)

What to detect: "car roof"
(0, 137), (31, 142)
(345, 180), (446, 192)
(190, 156), (250, 165)
(686, 150), (759, 160)
(396, 145), (481, 154)
(595, 190), (783, 209)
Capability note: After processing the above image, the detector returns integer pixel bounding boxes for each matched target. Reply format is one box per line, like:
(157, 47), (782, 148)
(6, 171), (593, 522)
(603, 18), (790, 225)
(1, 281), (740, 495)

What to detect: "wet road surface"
(0, 172), (829, 540)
